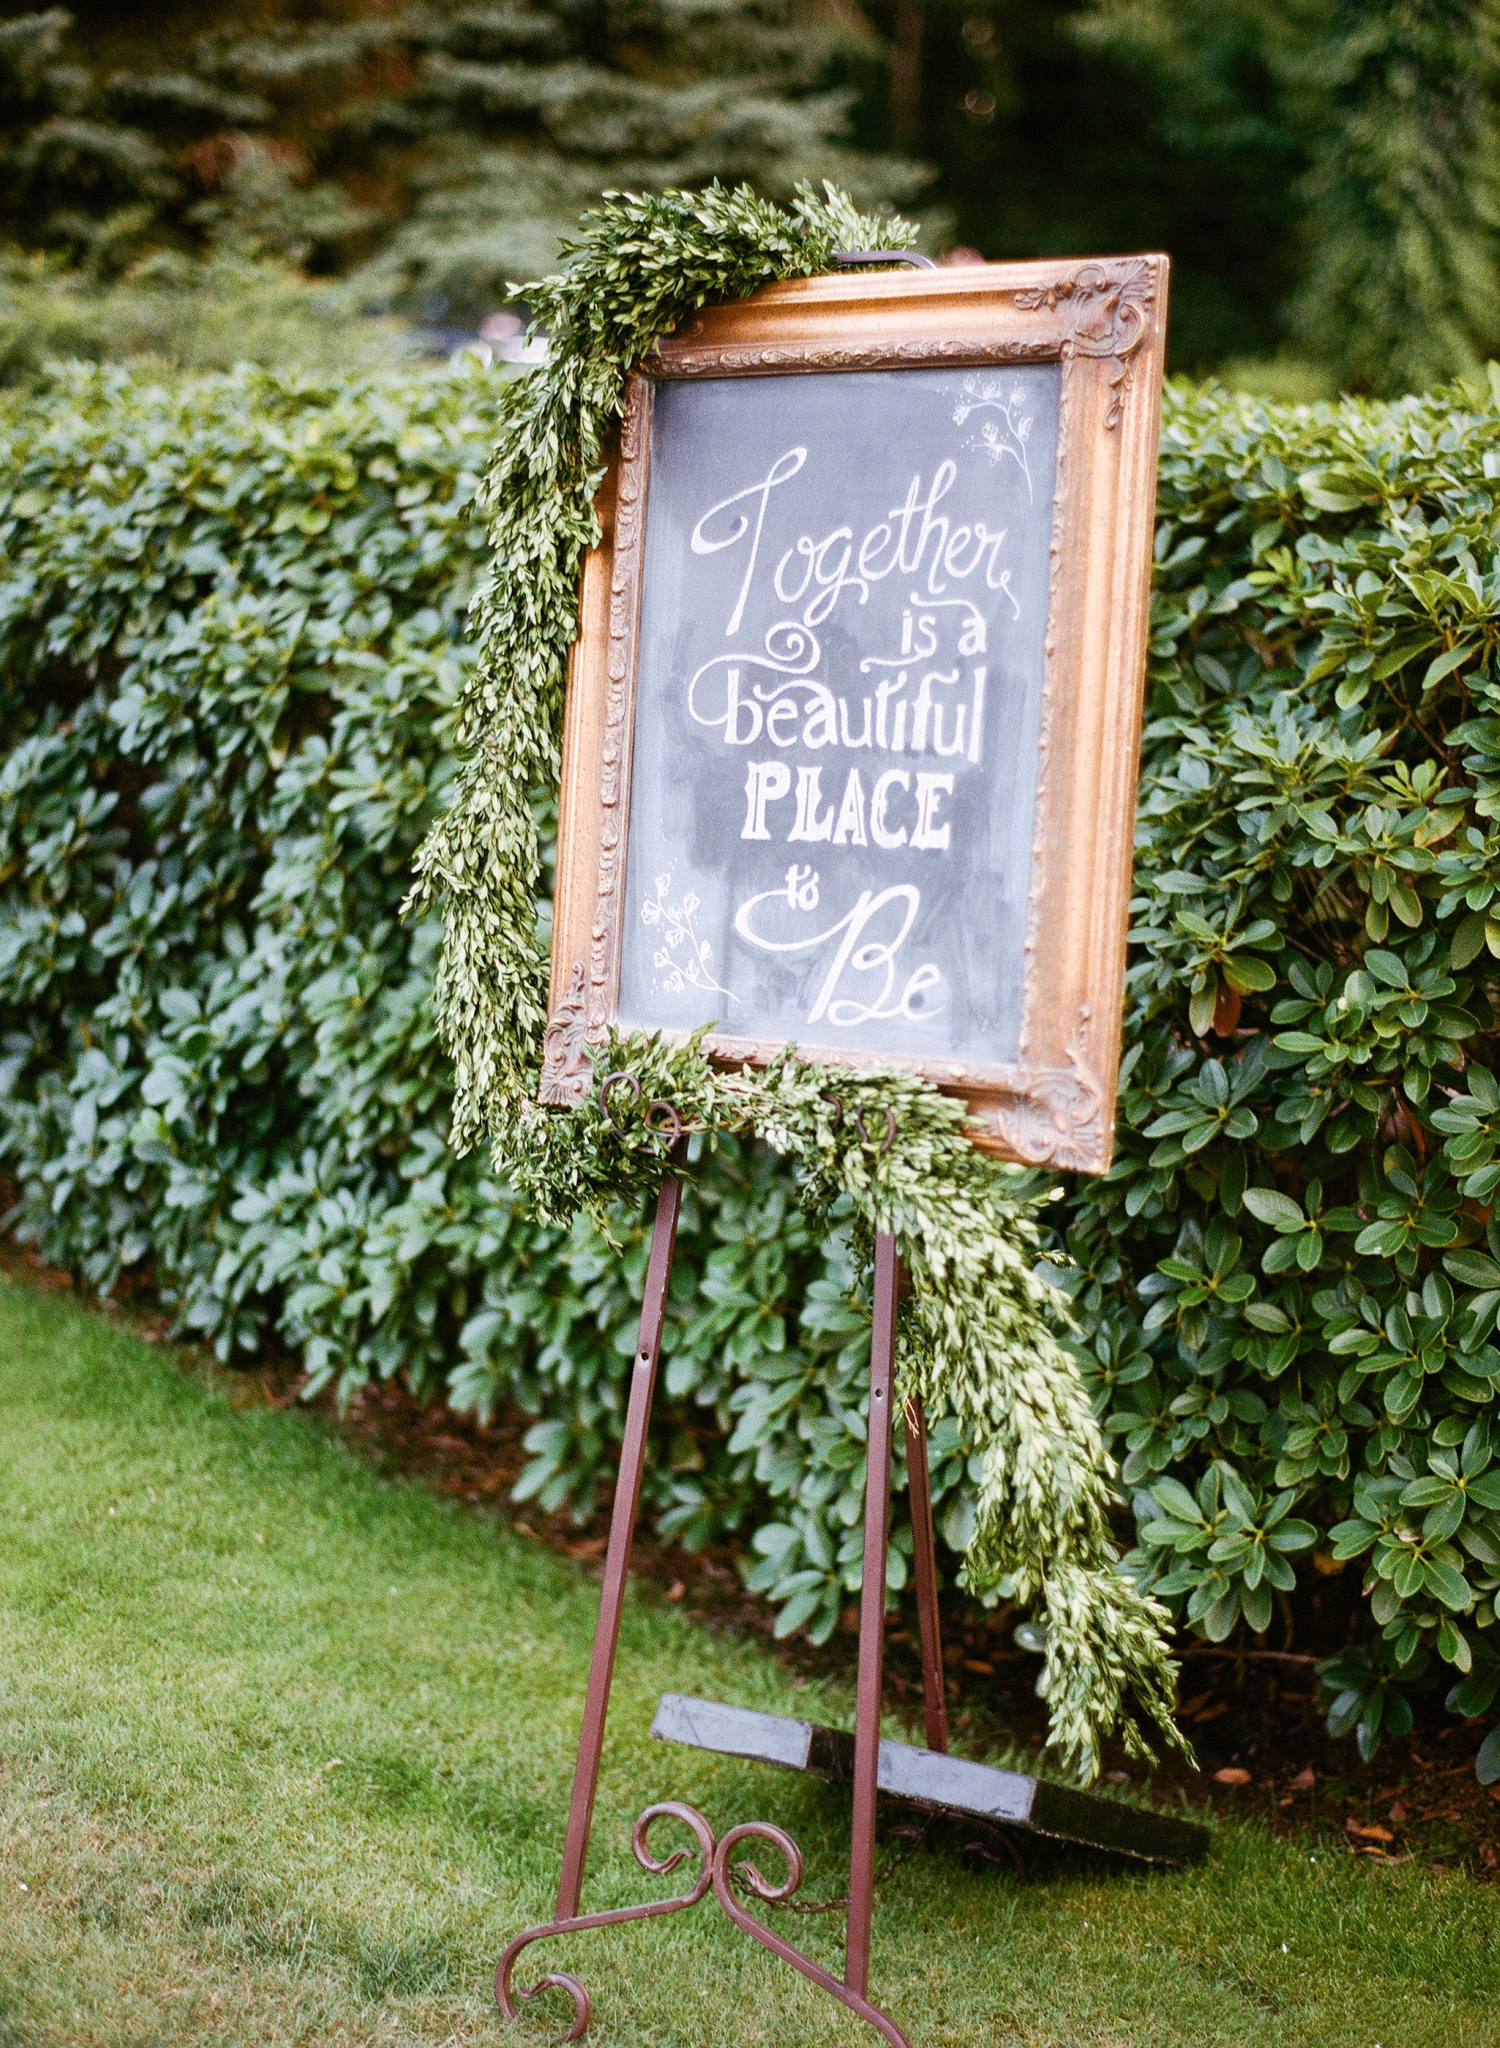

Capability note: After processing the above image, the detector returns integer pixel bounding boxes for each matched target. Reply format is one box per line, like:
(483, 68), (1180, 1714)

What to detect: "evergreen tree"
(0, 7), (280, 273)
(838, 0), (1308, 371)
(9, 1), (1500, 385)
(1, 2), (927, 321)
(1288, 0), (1500, 394)
(1066, 0), (1315, 367)
(1076, 0), (1500, 391)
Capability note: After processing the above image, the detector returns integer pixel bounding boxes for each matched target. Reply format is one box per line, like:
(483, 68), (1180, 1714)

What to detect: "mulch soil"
(6, 1237), (1497, 1880)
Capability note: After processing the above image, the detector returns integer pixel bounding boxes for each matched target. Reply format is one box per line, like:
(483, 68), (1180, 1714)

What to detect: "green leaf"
(773, 1584), (829, 1637)
(1241, 1188), (1304, 1233)
(1422, 641), (1478, 688)
(1446, 1250), (1500, 1289)
(1298, 468), (1368, 512)
(1393, 1551), (1426, 1599)
(1327, 1326), (1379, 1355)
(1241, 1581), (1273, 1633)
(1222, 954), (1277, 993)
(1326, 1687), (1365, 1739)
(1150, 1477), (1204, 1525)
(1356, 1221), (1406, 1256)
(1421, 1558), (1474, 1612)
(1451, 910), (1489, 969)
(1329, 1518), (1378, 1559)
(1400, 1476), (1453, 1506)
(1423, 1494), (1466, 1544)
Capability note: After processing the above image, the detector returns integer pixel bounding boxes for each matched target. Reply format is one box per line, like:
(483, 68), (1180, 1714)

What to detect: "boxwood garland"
(410, 182), (1185, 1780)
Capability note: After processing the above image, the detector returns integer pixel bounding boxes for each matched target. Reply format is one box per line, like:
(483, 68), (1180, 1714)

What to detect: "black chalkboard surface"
(616, 364), (1061, 1067)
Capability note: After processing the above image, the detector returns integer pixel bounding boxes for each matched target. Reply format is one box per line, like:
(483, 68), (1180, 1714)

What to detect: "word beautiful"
(690, 448), (1005, 867)
(659, 436), (1027, 1035)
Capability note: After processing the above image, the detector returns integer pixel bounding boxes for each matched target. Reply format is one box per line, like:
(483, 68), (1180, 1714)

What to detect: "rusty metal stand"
(497, 1173), (940, 2046)
(902, 1387), (949, 1760)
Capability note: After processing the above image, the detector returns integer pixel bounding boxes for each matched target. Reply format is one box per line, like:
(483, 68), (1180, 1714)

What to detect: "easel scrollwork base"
(497, 1801), (912, 2048)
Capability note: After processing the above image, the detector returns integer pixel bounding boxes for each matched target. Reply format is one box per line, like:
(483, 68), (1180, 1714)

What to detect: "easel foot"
(496, 1801), (911, 2047)
(497, 1802), (713, 2037)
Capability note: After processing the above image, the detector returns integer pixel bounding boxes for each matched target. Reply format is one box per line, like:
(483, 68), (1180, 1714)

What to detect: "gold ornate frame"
(540, 256), (1169, 1172)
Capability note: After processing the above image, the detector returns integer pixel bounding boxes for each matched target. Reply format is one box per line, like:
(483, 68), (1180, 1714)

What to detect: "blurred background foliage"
(2, 0), (1499, 393)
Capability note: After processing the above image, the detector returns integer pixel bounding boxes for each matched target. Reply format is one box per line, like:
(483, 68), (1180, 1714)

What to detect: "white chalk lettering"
(897, 463), (957, 594)
(875, 675), (905, 751)
(742, 760), (792, 839)
(704, 467), (1026, 635)
(766, 695), (798, 747)
(912, 773), (954, 851)
(916, 594), (988, 655)
(724, 668), (761, 744)
(692, 447), (807, 638)
(839, 696), (873, 747)
(870, 769), (910, 849)
(733, 880), (943, 1028)
(932, 696), (966, 757)
(832, 768), (868, 846)
(688, 623), (825, 745)
(783, 862), (820, 909)
(788, 766), (835, 843)
(967, 666), (987, 765)
(909, 668), (960, 752)
(857, 520), (897, 581)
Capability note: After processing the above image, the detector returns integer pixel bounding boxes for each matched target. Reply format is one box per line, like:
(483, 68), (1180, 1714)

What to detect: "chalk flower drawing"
(952, 374), (1033, 500)
(641, 868), (738, 1002)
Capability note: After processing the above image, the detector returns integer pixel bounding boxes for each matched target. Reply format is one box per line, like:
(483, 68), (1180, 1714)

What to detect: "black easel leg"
(553, 1159), (685, 1918)
(903, 1393), (949, 1755)
(846, 1231), (899, 2000)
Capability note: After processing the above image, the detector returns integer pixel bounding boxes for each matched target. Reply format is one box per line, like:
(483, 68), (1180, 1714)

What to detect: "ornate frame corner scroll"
(541, 256), (1170, 1173)
(1011, 257), (1157, 430)
(538, 958), (591, 1106)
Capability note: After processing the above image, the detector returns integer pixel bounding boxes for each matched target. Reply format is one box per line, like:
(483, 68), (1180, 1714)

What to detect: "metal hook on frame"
(817, 1092), (896, 1155)
(597, 1070), (641, 1134)
(832, 251), (939, 270)
(598, 1068), (684, 1145)
(853, 1106), (898, 1156)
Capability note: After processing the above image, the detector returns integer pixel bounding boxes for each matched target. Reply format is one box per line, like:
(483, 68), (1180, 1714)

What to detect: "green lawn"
(2, 1274), (1498, 2047)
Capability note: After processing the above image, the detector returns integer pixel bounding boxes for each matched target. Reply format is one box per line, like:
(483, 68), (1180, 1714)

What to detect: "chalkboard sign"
(617, 361), (1058, 1069)
(542, 258), (1169, 1171)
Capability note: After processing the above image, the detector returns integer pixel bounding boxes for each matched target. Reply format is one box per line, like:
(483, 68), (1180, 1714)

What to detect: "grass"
(1, 1273), (1498, 2047)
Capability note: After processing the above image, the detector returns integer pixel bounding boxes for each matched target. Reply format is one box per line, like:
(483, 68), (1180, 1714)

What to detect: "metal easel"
(496, 1094), (946, 2047)
(498, 246), (948, 2046)
(493, 242), (1210, 2039)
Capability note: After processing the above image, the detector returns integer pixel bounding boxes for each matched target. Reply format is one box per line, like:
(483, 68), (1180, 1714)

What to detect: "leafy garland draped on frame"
(410, 182), (1186, 1780)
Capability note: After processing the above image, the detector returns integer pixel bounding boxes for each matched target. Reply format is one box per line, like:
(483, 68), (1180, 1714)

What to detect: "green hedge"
(2, 360), (1498, 1773)
(1078, 381), (1500, 1771)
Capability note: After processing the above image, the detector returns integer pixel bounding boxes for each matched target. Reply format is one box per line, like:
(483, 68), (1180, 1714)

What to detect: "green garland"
(411, 183), (1186, 1780)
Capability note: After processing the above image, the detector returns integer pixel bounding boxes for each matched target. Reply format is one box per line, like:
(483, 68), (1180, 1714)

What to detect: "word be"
(733, 870), (942, 1028)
